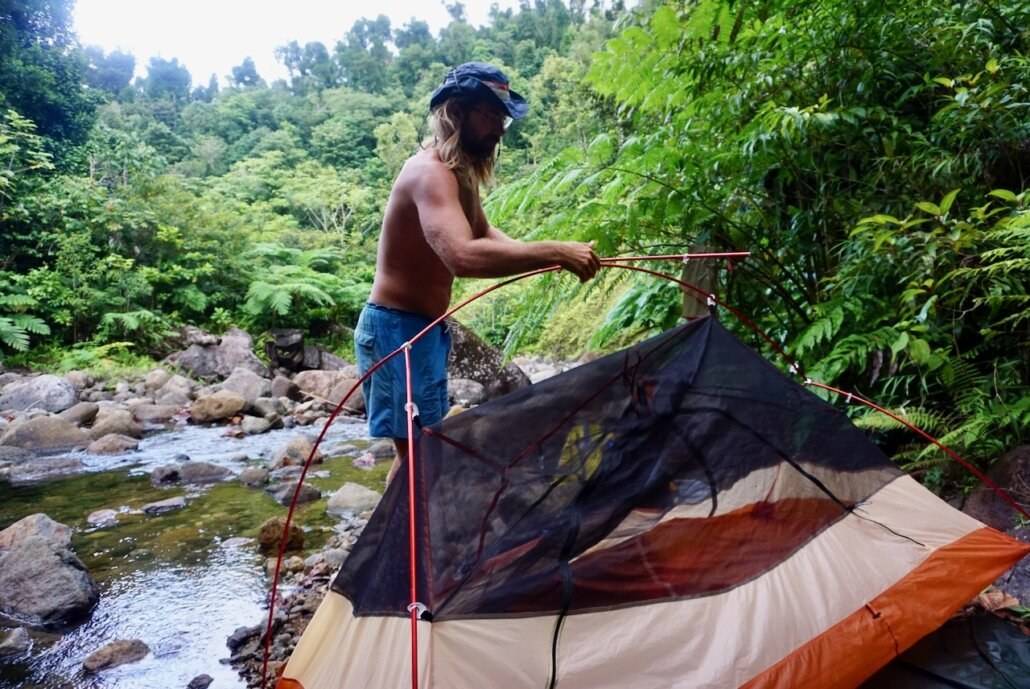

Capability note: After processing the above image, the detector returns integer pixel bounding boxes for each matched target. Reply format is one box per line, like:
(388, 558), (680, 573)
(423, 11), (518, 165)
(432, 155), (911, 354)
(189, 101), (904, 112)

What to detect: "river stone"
(252, 396), (287, 418)
(292, 370), (347, 402)
(87, 509), (119, 528)
(187, 674), (214, 689)
(83, 639), (150, 672)
(269, 481), (320, 506)
(151, 464), (181, 485)
(257, 517), (303, 553)
(0, 627), (31, 657)
(448, 378), (485, 406)
(57, 402), (99, 427)
(0, 536), (99, 627)
(167, 327), (266, 380)
(368, 439), (397, 460)
(0, 446), (32, 463)
(222, 367), (272, 404)
(0, 416), (89, 451)
(327, 483), (382, 517)
(155, 374), (193, 406)
(271, 435), (322, 468)
(190, 389), (246, 424)
(0, 513), (71, 550)
(0, 375), (78, 413)
(283, 555), (305, 573)
(271, 375), (301, 401)
(144, 367), (171, 394)
(87, 433), (139, 454)
(89, 408), (143, 440)
(7, 456), (84, 484)
(241, 415), (273, 435)
(179, 461), (231, 484)
(328, 377), (364, 415)
(132, 403), (180, 423)
(238, 467), (269, 487)
(142, 496), (186, 515)
(446, 319), (530, 400)
(63, 370), (93, 390)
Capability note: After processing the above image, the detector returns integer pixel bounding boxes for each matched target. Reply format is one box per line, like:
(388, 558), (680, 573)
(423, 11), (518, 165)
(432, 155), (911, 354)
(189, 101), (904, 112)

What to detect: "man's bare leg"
(386, 438), (408, 486)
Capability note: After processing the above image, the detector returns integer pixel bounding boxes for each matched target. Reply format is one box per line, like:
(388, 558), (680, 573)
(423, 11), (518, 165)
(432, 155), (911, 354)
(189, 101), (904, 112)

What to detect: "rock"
(57, 402), (99, 427)
(190, 389), (247, 424)
(187, 674), (214, 689)
(239, 466), (270, 487)
(0, 375), (78, 413)
(87, 433), (139, 454)
(0, 513), (71, 550)
(271, 435), (322, 468)
(271, 375), (302, 401)
(448, 378), (486, 406)
(252, 396), (287, 418)
(0, 416), (89, 451)
(6, 456), (84, 484)
(269, 481), (321, 506)
(0, 627), (31, 657)
(222, 367), (272, 405)
(226, 624), (262, 652)
(151, 465), (181, 485)
(179, 462), (231, 484)
(368, 440), (397, 460)
(257, 517), (303, 553)
(323, 548), (348, 569)
(166, 327), (266, 380)
(0, 446), (32, 463)
(327, 483), (382, 517)
(241, 414), (274, 435)
(963, 445), (1030, 531)
(83, 639), (149, 672)
(446, 319), (530, 400)
(0, 517), (99, 627)
(155, 374), (194, 406)
(132, 403), (180, 423)
(293, 370), (351, 403)
(144, 368), (171, 394)
(142, 496), (186, 515)
(182, 325), (219, 347)
(63, 370), (93, 390)
(284, 555), (305, 573)
(89, 408), (143, 440)
(87, 509), (119, 528)
(328, 377), (364, 415)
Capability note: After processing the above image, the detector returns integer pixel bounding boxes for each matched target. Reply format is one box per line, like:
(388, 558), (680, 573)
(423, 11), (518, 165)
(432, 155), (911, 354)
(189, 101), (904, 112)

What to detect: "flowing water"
(0, 418), (381, 689)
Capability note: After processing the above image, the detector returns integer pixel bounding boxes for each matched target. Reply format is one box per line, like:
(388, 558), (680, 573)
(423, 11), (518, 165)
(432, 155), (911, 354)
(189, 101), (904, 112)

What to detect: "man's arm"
(415, 165), (599, 281)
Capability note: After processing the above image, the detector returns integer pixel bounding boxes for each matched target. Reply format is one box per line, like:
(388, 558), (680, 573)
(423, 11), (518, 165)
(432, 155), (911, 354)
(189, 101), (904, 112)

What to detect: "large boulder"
(0, 416), (90, 451)
(326, 483), (381, 517)
(0, 515), (99, 627)
(963, 445), (1030, 531)
(132, 403), (180, 424)
(143, 367), (172, 394)
(89, 407), (143, 439)
(271, 375), (301, 401)
(190, 390), (247, 424)
(0, 375), (78, 413)
(166, 327), (266, 380)
(221, 367), (272, 405)
(154, 374), (194, 406)
(271, 435), (322, 468)
(87, 434), (139, 454)
(83, 639), (149, 672)
(5, 456), (84, 484)
(293, 370), (363, 414)
(446, 319), (530, 400)
(265, 329), (350, 372)
(57, 402), (99, 427)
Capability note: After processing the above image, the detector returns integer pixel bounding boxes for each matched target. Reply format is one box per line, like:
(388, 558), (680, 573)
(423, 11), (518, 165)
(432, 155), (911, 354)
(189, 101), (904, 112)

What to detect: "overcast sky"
(73, 0), (524, 85)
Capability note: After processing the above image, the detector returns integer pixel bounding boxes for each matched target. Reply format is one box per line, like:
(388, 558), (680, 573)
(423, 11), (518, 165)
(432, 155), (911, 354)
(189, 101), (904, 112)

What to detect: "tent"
(276, 315), (1029, 689)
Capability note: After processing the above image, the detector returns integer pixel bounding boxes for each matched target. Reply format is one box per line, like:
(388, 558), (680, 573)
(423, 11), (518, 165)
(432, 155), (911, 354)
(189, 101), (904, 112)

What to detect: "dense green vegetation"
(1, 0), (1028, 488)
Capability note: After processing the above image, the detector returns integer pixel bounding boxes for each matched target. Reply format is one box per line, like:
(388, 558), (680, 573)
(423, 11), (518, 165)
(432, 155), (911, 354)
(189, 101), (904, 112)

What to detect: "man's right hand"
(558, 241), (601, 282)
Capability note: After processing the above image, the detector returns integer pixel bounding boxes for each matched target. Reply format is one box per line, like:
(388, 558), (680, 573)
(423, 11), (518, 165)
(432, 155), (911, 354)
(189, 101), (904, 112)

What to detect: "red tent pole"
(403, 345), (421, 689)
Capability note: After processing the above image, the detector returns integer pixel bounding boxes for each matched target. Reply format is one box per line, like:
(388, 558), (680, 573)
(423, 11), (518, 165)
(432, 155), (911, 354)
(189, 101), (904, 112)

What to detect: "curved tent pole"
(261, 251), (1027, 689)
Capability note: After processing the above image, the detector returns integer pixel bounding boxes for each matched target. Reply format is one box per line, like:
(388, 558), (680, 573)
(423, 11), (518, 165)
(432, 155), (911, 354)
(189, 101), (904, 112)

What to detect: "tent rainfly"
(276, 316), (1030, 689)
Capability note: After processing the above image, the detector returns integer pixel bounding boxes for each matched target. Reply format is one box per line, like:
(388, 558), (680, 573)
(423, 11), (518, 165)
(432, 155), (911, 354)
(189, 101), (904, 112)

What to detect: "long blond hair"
(426, 98), (497, 194)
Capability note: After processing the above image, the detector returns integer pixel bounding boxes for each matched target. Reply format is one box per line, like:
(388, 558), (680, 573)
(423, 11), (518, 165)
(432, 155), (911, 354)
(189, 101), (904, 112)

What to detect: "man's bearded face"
(460, 101), (508, 159)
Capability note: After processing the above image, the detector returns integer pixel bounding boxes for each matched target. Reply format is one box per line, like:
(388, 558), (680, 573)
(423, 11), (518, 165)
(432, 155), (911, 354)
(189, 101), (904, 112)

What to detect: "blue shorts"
(354, 303), (451, 439)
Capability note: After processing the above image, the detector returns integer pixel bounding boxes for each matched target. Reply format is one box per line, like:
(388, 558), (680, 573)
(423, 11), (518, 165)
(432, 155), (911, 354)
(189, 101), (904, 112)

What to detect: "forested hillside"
(2, 0), (1028, 485)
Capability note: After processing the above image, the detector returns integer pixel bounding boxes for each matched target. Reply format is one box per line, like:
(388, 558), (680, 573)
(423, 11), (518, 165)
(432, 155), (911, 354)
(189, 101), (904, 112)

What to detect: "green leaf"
(916, 201), (942, 216)
(988, 189), (1018, 202)
(907, 338), (932, 364)
(939, 189), (960, 216)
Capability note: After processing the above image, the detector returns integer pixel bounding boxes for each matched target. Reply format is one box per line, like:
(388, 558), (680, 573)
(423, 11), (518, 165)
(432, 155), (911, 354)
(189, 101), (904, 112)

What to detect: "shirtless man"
(355, 62), (600, 483)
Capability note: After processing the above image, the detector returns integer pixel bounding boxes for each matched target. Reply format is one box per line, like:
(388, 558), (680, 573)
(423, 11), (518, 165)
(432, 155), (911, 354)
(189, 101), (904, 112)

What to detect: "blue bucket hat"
(429, 62), (529, 120)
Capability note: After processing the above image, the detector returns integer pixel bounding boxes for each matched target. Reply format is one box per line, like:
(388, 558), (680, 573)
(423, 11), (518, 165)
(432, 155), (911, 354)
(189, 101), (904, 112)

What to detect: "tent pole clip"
(407, 602), (430, 619)
(405, 401), (420, 418)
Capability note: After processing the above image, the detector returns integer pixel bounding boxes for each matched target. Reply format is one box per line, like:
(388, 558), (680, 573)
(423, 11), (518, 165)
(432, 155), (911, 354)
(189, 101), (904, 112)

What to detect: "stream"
(0, 417), (376, 689)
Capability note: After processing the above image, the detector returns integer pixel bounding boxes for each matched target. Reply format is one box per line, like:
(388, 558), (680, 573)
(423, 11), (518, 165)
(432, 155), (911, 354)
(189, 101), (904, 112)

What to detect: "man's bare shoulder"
(397, 148), (457, 197)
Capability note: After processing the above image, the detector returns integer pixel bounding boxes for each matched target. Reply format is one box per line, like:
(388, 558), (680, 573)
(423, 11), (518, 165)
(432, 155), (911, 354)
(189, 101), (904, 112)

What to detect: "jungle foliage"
(1, 0), (1028, 484)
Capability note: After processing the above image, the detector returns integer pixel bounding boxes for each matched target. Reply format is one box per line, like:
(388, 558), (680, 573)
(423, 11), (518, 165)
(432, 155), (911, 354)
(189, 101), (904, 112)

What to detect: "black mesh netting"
(332, 316), (901, 620)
